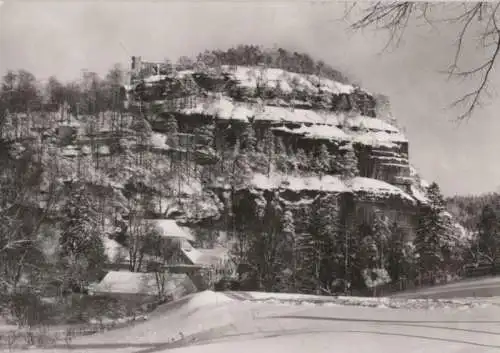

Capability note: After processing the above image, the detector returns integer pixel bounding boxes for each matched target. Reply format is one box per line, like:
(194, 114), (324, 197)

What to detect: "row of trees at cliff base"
(227, 181), (468, 296)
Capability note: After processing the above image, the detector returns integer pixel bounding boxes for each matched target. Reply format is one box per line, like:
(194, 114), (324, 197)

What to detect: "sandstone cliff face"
(123, 62), (427, 237)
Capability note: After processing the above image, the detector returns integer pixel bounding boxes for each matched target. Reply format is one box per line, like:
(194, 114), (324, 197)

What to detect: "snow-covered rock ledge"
(246, 173), (416, 204)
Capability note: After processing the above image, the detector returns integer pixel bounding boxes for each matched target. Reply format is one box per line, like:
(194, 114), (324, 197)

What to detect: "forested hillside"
(0, 45), (475, 328)
(447, 193), (500, 268)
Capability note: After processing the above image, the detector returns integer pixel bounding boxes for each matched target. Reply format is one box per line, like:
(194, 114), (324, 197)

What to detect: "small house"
(144, 219), (196, 242)
(90, 271), (197, 304)
(166, 240), (235, 289)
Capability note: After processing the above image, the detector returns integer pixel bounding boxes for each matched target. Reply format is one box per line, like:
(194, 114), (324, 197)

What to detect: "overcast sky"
(1, 1), (499, 196)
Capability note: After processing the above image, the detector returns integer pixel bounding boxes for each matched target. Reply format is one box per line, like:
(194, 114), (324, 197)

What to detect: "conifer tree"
(315, 195), (342, 293)
(295, 148), (308, 173)
(372, 212), (390, 268)
(414, 182), (447, 281)
(241, 123), (257, 154)
(314, 144), (331, 177)
(281, 208), (297, 291)
(359, 225), (378, 270)
(243, 193), (286, 291)
(59, 184), (106, 292)
(340, 143), (359, 180)
(297, 195), (341, 294)
(387, 221), (407, 283)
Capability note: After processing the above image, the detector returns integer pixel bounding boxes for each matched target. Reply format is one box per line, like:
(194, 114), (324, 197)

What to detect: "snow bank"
(182, 97), (342, 126)
(250, 173), (415, 202)
(273, 123), (349, 142)
(351, 177), (415, 203)
(239, 291), (497, 310)
(346, 115), (399, 133)
(251, 173), (348, 193)
(410, 185), (429, 203)
(181, 97), (245, 120)
(256, 105), (340, 125)
(352, 130), (407, 148)
(223, 65), (355, 95)
(186, 290), (234, 311)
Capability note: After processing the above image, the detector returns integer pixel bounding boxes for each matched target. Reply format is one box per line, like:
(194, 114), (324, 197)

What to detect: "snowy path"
(393, 276), (500, 299)
(6, 291), (500, 353)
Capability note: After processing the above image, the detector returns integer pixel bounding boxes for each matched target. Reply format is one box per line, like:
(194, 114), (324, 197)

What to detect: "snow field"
(6, 290), (500, 353)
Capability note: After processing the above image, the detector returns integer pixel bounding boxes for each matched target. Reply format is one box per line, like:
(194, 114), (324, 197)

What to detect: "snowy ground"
(6, 290), (500, 353)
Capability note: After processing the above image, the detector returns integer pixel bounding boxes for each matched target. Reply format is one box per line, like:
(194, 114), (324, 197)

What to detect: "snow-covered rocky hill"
(122, 54), (448, 235)
(0, 47), (468, 296)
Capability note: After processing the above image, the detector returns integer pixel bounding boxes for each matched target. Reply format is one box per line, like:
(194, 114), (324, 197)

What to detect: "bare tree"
(126, 216), (157, 272)
(147, 237), (179, 301)
(346, 2), (500, 120)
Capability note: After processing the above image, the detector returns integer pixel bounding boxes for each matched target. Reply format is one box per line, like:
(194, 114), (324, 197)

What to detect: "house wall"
(92, 291), (158, 305)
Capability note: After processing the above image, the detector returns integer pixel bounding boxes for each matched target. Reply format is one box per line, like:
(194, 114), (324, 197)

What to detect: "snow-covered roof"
(181, 245), (231, 267)
(144, 219), (195, 242)
(92, 271), (193, 296)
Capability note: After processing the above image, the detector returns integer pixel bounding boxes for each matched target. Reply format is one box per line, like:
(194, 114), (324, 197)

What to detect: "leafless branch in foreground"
(346, 2), (500, 121)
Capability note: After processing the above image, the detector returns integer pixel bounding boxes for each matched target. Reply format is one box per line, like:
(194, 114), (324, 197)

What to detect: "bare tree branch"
(346, 2), (500, 120)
